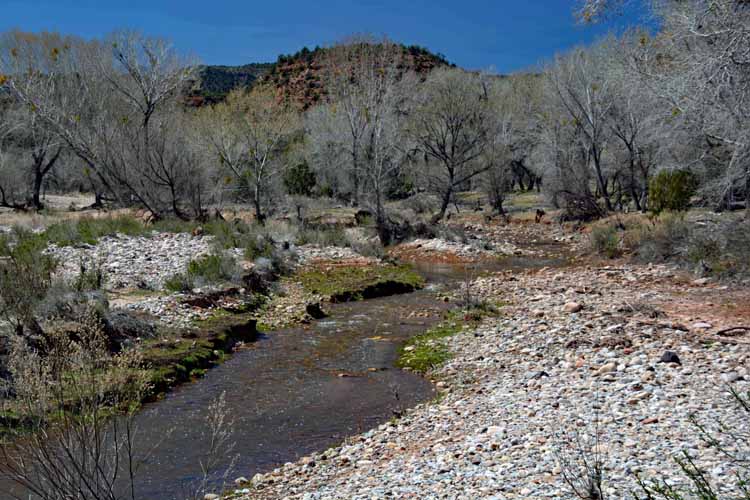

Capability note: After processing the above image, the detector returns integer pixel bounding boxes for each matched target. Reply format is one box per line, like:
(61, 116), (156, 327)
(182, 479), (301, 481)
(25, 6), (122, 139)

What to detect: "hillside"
(185, 63), (274, 106)
(186, 43), (453, 108)
(264, 44), (454, 109)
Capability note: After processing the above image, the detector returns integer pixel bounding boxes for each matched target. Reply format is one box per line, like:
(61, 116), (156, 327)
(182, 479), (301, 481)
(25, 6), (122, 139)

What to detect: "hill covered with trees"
(185, 63), (274, 106)
(186, 41), (454, 108)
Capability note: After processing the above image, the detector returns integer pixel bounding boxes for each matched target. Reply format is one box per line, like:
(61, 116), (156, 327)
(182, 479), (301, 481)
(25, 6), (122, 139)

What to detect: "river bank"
(220, 218), (750, 499)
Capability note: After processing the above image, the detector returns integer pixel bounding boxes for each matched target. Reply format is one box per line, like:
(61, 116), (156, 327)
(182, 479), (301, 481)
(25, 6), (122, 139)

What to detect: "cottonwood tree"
(546, 42), (616, 216)
(634, 0), (750, 215)
(479, 76), (517, 216)
(406, 67), (494, 223)
(0, 101), (65, 210)
(504, 74), (546, 193)
(534, 93), (601, 217)
(480, 73), (547, 215)
(0, 30), (199, 219)
(200, 86), (298, 224)
(312, 37), (416, 241)
(603, 33), (666, 211)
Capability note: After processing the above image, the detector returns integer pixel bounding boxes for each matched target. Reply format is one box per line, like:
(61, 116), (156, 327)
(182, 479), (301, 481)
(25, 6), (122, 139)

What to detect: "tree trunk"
(432, 186), (453, 224)
(254, 184), (265, 226)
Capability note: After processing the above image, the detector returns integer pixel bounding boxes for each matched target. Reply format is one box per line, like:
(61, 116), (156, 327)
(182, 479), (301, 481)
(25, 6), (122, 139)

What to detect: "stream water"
(1, 254), (566, 500)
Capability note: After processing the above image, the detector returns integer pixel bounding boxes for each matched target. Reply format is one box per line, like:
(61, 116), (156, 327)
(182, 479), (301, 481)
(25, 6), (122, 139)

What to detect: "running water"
(1, 253), (567, 500)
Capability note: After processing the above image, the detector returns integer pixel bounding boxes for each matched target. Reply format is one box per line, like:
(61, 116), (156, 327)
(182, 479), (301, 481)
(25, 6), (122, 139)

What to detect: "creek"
(1, 252), (565, 500)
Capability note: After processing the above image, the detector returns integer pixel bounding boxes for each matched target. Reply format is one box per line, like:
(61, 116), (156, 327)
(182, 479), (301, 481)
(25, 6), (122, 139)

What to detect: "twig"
(716, 326), (750, 337)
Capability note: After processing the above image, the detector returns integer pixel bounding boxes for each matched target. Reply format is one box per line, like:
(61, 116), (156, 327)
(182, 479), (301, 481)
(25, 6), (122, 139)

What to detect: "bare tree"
(200, 86), (298, 224)
(0, 30), (199, 219)
(0, 83), (65, 211)
(548, 44), (613, 211)
(599, 33), (666, 211)
(311, 37), (416, 242)
(480, 72), (546, 216)
(406, 67), (493, 223)
(633, 0), (750, 215)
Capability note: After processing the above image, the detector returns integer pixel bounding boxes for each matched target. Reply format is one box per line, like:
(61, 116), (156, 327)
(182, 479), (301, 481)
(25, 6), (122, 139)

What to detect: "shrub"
(164, 253), (240, 292)
(649, 170), (698, 215)
(0, 227), (57, 338)
(283, 161), (317, 197)
(685, 232), (722, 266)
(635, 213), (690, 263)
(151, 218), (200, 234)
(635, 388), (750, 499)
(164, 273), (192, 293)
(187, 254), (238, 283)
(590, 225), (622, 258)
(72, 260), (106, 292)
(725, 219), (750, 273)
(351, 238), (385, 259)
(243, 234), (275, 260)
(0, 308), (149, 499)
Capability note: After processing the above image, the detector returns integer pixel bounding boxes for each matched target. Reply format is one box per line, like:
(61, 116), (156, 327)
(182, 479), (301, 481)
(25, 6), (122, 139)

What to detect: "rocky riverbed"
(47, 231), (216, 290)
(229, 262), (750, 500)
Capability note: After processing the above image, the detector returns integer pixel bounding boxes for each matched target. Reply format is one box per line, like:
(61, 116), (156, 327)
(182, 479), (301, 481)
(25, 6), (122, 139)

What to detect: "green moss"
(297, 264), (424, 302)
(396, 309), (491, 374)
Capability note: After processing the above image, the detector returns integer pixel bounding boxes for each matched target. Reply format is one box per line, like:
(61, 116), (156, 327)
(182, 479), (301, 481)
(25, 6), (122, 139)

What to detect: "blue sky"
(0, 0), (644, 72)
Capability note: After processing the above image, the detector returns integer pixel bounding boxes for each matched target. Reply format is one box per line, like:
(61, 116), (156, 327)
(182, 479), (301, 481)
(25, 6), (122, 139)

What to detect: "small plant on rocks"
(635, 213), (690, 263)
(635, 388), (750, 500)
(554, 414), (607, 500)
(164, 253), (240, 292)
(43, 215), (147, 247)
(590, 225), (622, 258)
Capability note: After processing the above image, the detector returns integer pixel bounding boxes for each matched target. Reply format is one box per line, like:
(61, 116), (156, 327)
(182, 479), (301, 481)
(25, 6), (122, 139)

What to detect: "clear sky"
(0, 0), (644, 72)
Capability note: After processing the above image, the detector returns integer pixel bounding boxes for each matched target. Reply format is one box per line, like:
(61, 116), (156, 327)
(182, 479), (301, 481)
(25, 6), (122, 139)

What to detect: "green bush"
(243, 235), (275, 260)
(649, 170), (698, 215)
(284, 161), (317, 197)
(686, 232), (722, 266)
(590, 225), (622, 258)
(72, 260), (106, 292)
(163, 273), (192, 293)
(150, 218), (200, 234)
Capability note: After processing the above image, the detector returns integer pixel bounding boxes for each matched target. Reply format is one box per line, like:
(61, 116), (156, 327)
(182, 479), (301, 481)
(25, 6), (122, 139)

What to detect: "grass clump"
(295, 226), (349, 247)
(43, 215), (147, 246)
(297, 264), (424, 301)
(164, 253), (240, 292)
(633, 213), (691, 262)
